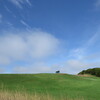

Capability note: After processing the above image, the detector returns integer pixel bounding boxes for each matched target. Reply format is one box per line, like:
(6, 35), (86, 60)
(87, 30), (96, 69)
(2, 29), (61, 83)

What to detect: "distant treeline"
(78, 68), (100, 77)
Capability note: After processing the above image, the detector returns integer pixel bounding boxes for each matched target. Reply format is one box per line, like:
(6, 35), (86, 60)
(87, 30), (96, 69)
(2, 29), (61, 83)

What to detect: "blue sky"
(0, 0), (100, 74)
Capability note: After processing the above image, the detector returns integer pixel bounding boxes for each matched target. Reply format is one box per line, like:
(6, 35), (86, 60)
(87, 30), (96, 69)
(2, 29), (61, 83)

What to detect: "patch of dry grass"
(77, 74), (94, 77)
(0, 90), (84, 100)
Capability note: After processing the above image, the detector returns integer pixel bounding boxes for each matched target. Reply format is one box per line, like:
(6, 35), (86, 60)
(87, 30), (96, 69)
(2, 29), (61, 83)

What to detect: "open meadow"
(0, 74), (100, 100)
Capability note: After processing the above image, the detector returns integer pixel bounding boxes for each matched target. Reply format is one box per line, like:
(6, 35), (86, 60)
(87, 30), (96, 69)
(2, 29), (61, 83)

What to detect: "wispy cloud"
(69, 31), (100, 60)
(95, 0), (100, 7)
(94, 0), (100, 10)
(4, 5), (12, 13)
(0, 14), (3, 23)
(86, 32), (100, 47)
(9, 0), (31, 8)
(26, 0), (32, 6)
(7, 22), (13, 27)
(64, 30), (100, 74)
(20, 20), (31, 29)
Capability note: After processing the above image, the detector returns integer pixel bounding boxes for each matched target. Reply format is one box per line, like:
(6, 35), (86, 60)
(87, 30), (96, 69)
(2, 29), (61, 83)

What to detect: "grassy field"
(0, 74), (100, 100)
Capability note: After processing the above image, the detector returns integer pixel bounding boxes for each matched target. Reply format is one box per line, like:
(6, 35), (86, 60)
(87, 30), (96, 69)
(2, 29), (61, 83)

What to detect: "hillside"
(0, 74), (100, 100)
(78, 68), (100, 77)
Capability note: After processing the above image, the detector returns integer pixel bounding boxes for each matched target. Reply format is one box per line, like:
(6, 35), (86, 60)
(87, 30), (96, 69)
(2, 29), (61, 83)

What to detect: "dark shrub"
(56, 70), (60, 73)
(78, 70), (85, 75)
(78, 68), (100, 77)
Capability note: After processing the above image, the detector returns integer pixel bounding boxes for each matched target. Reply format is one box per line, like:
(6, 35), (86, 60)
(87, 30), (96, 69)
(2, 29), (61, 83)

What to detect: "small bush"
(56, 70), (60, 73)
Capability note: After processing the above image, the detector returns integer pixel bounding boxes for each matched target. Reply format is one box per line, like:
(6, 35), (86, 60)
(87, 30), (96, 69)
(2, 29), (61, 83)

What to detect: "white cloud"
(0, 34), (27, 61)
(27, 31), (60, 58)
(59, 59), (100, 74)
(54, 60), (84, 74)
(13, 62), (51, 73)
(0, 67), (5, 73)
(9, 0), (31, 8)
(13, 59), (99, 74)
(13, 61), (64, 73)
(0, 56), (11, 65)
(0, 30), (60, 65)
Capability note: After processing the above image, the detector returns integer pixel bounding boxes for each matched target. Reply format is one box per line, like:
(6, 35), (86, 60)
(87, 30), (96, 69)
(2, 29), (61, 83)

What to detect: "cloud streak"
(0, 14), (3, 23)
(95, 0), (100, 8)
(69, 31), (100, 60)
(20, 20), (31, 29)
(9, 0), (31, 8)
(64, 30), (100, 74)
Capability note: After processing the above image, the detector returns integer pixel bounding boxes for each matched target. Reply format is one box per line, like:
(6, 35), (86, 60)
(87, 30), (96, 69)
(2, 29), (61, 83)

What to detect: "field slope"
(0, 74), (100, 100)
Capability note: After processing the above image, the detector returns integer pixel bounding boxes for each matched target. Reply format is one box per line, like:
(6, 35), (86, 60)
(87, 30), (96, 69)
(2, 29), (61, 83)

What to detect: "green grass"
(0, 73), (100, 100)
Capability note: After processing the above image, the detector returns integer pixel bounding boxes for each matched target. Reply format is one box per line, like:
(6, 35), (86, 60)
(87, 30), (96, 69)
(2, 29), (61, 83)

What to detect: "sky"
(0, 0), (100, 74)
